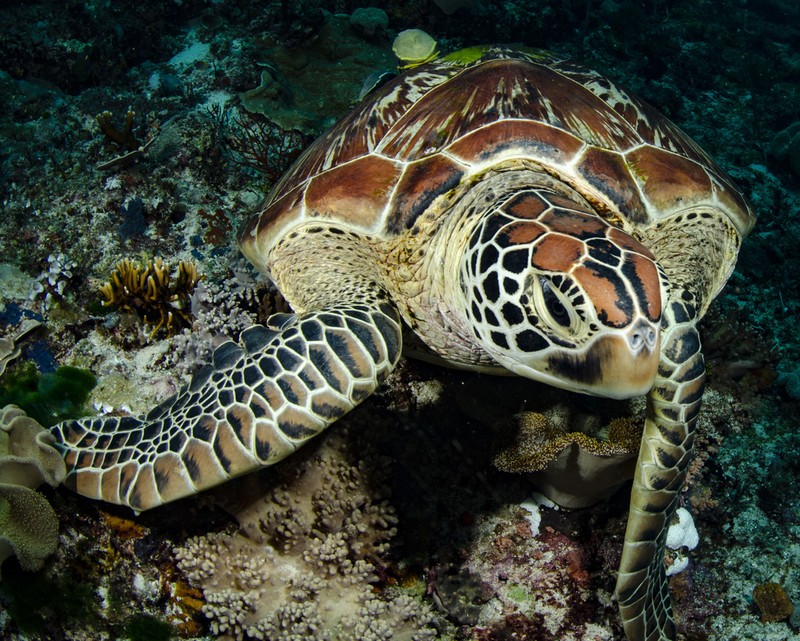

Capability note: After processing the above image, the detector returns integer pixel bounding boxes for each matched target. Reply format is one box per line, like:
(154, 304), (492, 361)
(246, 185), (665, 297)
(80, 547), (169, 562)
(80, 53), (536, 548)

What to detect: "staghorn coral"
(0, 405), (66, 577)
(174, 425), (438, 641)
(100, 257), (203, 338)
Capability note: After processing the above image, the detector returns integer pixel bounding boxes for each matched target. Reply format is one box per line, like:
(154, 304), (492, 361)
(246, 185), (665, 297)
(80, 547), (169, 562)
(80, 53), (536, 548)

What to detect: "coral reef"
(0, 0), (798, 639)
(0, 405), (65, 577)
(769, 121), (800, 178)
(461, 505), (619, 641)
(174, 424), (439, 641)
(239, 13), (395, 134)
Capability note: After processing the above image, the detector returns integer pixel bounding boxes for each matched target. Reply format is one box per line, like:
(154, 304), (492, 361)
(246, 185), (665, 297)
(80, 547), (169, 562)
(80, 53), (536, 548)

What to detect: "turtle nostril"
(628, 320), (657, 352)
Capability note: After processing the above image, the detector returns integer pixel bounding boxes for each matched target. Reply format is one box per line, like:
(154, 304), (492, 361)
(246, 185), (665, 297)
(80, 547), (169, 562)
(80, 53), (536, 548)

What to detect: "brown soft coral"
(0, 405), (66, 577)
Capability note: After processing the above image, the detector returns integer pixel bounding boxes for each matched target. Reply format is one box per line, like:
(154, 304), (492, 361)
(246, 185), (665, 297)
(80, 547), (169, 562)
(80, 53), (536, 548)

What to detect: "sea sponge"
(174, 425), (438, 640)
(753, 582), (794, 623)
(0, 405), (66, 577)
(392, 29), (439, 69)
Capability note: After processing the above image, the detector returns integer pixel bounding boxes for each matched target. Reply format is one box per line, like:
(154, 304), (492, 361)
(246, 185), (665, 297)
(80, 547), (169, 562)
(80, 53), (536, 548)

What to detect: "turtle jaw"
(493, 324), (660, 399)
(543, 328), (661, 399)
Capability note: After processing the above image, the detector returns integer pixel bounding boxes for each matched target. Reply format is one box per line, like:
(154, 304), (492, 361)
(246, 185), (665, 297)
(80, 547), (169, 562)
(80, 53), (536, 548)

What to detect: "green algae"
(0, 563), (99, 634)
(123, 614), (174, 641)
(0, 362), (96, 428)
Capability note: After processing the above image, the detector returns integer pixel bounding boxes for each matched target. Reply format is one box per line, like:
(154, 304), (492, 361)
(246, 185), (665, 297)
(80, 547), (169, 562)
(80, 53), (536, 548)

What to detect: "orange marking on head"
(573, 264), (631, 327)
(627, 252), (663, 321)
(531, 234), (585, 272)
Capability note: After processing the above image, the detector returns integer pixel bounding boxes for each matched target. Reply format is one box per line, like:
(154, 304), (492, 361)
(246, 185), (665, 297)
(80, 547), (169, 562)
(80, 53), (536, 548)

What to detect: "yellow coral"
(100, 258), (203, 337)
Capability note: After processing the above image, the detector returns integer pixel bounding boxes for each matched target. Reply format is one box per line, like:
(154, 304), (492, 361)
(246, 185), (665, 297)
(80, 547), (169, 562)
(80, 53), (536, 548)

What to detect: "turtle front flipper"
(50, 302), (402, 512)
(616, 293), (705, 641)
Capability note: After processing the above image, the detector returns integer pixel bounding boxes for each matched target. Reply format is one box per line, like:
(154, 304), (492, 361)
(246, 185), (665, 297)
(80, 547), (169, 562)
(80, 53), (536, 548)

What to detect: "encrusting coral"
(100, 257), (203, 337)
(174, 425), (438, 641)
(0, 405), (66, 577)
(752, 582), (795, 623)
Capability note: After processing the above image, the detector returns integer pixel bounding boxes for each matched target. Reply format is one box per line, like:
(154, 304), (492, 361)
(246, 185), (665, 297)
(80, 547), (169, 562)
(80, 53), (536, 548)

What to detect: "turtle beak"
(597, 321), (661, 398)
(543, 319), (661, 400)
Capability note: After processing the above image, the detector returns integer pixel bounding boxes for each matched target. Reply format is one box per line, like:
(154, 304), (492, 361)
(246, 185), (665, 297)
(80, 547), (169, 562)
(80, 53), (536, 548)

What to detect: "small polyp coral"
(100, 257), (203, 337)
(174, 425), (439, 640)
(0, 405), (66, 577)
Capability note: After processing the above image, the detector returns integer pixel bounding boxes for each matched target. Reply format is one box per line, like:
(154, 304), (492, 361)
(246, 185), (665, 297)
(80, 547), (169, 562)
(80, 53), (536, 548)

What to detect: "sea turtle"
(51, 47), (754, 640)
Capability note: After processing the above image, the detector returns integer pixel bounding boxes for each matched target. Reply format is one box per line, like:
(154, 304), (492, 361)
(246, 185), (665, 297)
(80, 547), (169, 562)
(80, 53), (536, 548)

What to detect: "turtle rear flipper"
(616, 293), (705, 641)
(50, 302), (402, 512)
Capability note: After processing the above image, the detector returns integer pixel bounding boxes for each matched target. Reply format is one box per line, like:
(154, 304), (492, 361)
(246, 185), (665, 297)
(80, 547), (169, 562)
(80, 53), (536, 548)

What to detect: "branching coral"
(0, 405), (66, 577)
(174, 426), (438, 641)
(100, 257), (203, 337)
(213, 107), (309, 183)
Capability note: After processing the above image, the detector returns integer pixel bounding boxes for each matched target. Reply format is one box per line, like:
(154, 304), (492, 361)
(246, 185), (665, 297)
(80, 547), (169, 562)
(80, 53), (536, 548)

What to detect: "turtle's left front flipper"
(616, 293), (705, 641)
(50, 301), (402, 512)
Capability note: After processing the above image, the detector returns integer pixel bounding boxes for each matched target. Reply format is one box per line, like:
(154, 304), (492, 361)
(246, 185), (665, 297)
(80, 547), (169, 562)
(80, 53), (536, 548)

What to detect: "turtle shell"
(239, 47), (754, 275)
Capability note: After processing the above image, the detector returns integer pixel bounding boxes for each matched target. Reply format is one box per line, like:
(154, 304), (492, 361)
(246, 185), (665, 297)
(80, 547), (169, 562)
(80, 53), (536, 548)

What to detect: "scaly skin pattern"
(616, 293), (705, 641)
(50, 47), (755, 640)
(52, 303), (402, 512)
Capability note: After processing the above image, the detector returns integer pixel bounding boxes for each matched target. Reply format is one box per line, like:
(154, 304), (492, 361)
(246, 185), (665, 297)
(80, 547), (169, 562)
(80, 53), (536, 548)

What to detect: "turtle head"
(461, 191), (668, 399)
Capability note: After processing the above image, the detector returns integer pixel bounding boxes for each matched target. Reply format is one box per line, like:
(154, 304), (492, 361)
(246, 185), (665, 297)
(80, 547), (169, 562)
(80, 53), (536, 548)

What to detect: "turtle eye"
(533, 277), (579, 333)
